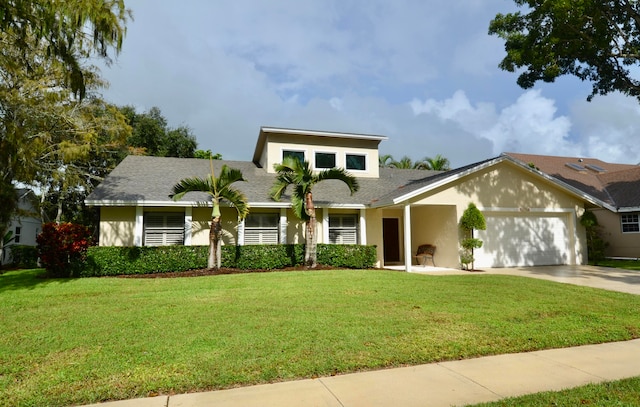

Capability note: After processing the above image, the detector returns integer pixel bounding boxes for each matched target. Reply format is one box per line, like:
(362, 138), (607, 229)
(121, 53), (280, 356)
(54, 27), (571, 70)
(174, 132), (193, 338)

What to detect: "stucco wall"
(263, 133), (380, 178)
(593, 208), (640, 258)
(99, 207), (136, 246)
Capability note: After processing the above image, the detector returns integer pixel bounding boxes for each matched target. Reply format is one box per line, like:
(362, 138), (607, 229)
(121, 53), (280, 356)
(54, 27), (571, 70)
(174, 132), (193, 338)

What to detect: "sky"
(98, 0), (640, 168)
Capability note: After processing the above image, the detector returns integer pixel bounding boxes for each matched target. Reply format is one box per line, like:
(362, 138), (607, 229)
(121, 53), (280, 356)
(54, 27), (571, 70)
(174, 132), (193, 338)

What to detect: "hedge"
(83, 244), (377, 277)
(7, 245), (38, 268)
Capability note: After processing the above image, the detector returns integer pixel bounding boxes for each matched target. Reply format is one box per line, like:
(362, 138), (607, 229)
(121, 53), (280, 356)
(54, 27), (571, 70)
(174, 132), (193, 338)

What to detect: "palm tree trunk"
(209, 216), (222, 269)
(305, 192), (317, 268)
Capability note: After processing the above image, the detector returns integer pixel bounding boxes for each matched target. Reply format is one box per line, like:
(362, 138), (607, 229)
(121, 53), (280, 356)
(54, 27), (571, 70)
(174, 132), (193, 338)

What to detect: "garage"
(473, 211), (572, 268)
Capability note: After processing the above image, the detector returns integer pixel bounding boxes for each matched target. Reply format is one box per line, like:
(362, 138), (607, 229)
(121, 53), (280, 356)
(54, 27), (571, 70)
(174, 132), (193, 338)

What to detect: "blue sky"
(99, 0), (640, 167)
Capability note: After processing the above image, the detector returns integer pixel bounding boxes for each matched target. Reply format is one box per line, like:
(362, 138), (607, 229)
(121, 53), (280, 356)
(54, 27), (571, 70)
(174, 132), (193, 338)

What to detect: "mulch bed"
(116, 264), (342, 278)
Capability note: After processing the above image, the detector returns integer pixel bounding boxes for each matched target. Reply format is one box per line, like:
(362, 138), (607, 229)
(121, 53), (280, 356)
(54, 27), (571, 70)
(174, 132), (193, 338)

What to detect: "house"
(506, 152), (640, 259)
(86, 127), (598, 270)
(2, 189), (41, 265)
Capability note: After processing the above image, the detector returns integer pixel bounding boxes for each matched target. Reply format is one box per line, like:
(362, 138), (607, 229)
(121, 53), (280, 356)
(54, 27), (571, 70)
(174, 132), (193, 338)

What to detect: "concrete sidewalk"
(84, 338), (640, 407)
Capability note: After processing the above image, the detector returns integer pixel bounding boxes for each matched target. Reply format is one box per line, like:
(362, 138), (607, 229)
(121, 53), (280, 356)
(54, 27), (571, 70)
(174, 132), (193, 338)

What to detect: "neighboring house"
(2, 189), (41, 265)
(506, 152), (640, 259)
(86, 127), (597, 270)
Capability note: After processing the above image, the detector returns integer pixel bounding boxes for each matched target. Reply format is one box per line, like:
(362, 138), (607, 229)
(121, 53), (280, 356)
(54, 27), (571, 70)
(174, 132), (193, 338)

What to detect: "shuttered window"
(144, 212), (185, 246)
(245, 213), (279, 245)
(329, 215), (358, 244)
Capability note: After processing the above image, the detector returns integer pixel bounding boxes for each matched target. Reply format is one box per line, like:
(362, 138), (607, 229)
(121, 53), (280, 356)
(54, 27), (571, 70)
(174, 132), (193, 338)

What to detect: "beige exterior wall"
(262, 133), (380, 178)
(99, 207), (136, 246)
(406, 162), (588, 268)
(593, 208), (640, 258)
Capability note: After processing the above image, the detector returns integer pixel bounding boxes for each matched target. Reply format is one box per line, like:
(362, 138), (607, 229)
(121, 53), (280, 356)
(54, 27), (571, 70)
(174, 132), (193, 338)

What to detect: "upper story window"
(244, 213), (279, 244)
(621, 213), (640, 233)
(346, 154), (366, 171)
(315, 152), (336, 169)
(144, 212), (185, 246)
(283, 150), (305, 163)
(14, 226), (21, 244)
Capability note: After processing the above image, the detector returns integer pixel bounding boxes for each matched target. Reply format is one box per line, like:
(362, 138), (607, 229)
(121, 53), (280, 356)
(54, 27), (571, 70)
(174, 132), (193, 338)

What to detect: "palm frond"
(316, 168), (360, 195)
(169, 177), (213, 201)
(221, 187), (250, 219)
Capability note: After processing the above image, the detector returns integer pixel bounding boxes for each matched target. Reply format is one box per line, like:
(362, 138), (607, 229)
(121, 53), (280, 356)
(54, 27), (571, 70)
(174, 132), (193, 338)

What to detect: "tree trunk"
(209, 216), (222, 269)
(304, 192), (317, 268)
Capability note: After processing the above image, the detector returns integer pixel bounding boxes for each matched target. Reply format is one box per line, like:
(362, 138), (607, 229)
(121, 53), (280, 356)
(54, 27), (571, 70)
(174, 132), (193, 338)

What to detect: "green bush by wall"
(7, 245), (38, 268)
(84, 244), (377, 277)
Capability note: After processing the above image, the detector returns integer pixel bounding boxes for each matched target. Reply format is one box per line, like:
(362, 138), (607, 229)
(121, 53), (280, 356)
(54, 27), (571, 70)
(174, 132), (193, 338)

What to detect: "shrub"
(84, 244), (377, 277)
(459, 203), (486, 270)
(8, 245), (38, 268)
(36, 222), (93, 277)
(580, 211), (608, 264)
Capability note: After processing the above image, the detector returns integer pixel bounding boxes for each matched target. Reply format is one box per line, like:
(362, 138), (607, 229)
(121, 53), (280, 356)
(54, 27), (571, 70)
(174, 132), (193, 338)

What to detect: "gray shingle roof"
(85, 155), (446, 207)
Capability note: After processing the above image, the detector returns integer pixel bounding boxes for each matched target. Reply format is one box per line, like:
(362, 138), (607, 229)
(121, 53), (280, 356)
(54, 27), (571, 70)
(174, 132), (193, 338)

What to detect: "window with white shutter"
(144, 212), (185, 246)
(244, 213), (279, 244)
(328, 215), (358, 244)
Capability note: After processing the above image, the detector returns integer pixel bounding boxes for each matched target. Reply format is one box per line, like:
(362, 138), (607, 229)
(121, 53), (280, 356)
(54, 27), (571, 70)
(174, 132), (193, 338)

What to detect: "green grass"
(595, 258), (640, 271)
(467, 376), (640, 406)
(2, 268), (640, 406)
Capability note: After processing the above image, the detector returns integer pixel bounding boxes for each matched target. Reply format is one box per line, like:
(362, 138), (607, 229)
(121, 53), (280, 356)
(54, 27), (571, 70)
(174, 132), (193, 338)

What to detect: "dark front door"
(383, 218), (400, 263)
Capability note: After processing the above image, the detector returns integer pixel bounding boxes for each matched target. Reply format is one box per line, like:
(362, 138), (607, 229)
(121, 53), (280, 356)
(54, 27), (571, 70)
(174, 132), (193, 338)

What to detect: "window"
(245, 213), (279, 244)
(144, 212), (185, 246)
(621, 213), (640, 233)
(346, 154), (366, 171)
(14, 226), (21, 244)
(315, 152), (336, 169)
(329, 215), (358, 244)
(283, 150), (305, 163)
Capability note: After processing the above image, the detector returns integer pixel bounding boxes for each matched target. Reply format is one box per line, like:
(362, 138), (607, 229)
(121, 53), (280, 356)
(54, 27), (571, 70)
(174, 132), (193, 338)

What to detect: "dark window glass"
(315, 152), (336, 168)
(346, 154), (366, 170)
(283, 150), (304, 163)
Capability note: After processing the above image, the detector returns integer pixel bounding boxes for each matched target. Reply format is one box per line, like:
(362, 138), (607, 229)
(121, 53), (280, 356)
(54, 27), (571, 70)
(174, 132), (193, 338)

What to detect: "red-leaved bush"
(36, 222), (93, 277)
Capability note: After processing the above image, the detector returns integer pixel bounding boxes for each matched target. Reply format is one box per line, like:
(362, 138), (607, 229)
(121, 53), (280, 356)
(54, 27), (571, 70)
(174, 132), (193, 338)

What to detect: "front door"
(383, 218), (400, 263)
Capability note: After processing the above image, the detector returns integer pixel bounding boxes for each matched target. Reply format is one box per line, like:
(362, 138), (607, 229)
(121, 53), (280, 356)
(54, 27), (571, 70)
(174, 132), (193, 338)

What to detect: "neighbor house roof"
(505, 152), (640, 211)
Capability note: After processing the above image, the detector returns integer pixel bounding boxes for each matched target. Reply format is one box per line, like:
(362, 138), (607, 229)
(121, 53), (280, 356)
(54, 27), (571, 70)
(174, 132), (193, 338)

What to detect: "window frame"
(621, 213), (640, 233)
(345, 153), (367, 172)
(143, 212), (185, 246)
(328, 214), (359, 245)
(244, 213), (280, 245)
(282, 149), (305, 163)
(314, 151), (337, 169)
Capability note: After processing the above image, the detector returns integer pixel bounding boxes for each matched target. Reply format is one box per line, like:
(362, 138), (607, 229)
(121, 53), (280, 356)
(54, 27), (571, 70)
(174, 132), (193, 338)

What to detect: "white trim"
(478, 207), (575, 213)
(238, 218), (245, 245)
(261, 126), (388, 141)
(403, 204), (412, 273)
(134, 207), (143, 247)
(322, 209), (329, 243)
(280, 208), (287, 244)
(184, 207), (192, 245)
(618, 207), (640, 213)
(359, 209), (367, 245)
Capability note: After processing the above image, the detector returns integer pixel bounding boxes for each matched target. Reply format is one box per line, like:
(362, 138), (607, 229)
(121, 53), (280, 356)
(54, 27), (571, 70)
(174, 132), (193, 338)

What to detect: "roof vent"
(565, 162), (586, 171)
(585, 164), (606, 173)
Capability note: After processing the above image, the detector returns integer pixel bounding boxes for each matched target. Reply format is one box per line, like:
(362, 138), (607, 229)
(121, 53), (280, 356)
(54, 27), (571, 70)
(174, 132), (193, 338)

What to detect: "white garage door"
(474, 212), (571, 268)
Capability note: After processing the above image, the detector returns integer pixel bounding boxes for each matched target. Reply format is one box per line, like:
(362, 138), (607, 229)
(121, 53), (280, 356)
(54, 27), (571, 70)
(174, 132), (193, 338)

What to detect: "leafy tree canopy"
(489, 0), (640, 101)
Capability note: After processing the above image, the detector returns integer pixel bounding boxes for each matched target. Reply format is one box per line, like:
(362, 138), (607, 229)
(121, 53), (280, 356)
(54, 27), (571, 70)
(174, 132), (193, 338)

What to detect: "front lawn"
(2, 269), (640, 406)
(595, 258), (640, 271)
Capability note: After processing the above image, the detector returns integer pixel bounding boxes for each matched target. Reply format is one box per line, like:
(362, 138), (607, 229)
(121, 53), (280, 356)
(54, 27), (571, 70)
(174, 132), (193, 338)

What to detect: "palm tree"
(169, 162), (249, 269)
(379, 154), (394, 168)
(421, 154), (451, 171)
(270, 157), (359, 268)
(389, 155), (415, 169)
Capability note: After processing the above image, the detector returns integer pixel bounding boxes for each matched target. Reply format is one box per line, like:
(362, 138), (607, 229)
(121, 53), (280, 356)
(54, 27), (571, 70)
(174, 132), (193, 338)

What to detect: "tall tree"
(122, 106), (198, 158)
(270, 157), (359, 268)
(170, 163), (249, 269)
(489, 1), (640, 101)
(420, 154), (451, 171)
(0, 0), (130, 99)
(0, 0), (130, 243)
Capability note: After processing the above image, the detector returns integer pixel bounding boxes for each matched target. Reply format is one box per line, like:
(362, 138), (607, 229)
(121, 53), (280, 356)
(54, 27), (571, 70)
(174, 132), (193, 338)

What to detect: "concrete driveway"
(429, 265), (640, 295)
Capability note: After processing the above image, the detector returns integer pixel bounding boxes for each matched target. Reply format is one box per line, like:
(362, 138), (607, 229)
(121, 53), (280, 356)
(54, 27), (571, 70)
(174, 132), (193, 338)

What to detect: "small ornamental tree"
(459, 203), (486, 271)
(580, 210), (608, 264)
(36, 222), (93, 277)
